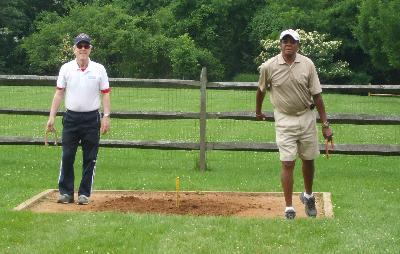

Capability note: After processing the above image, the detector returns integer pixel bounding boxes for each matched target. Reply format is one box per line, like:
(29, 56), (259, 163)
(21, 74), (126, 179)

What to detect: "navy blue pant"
(58, 110), (101, 197)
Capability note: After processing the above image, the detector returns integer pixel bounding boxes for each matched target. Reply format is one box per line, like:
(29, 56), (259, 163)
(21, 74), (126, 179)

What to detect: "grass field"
(0, 85), (399, 253)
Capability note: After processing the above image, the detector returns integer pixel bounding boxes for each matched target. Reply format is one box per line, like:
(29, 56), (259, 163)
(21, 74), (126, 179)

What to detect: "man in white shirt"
(46, 33), (111, 205)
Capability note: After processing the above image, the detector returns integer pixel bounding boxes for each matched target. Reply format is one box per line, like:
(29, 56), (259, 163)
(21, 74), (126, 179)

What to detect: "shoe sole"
(57, 200), (74, 204)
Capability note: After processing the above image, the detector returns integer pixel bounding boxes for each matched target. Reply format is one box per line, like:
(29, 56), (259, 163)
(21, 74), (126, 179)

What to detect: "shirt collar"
(278, 53), (300, 65)
(74, 58), (92, 71)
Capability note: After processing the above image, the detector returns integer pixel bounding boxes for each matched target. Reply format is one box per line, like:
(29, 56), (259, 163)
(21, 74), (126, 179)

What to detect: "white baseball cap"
(279, 29), (300, 42)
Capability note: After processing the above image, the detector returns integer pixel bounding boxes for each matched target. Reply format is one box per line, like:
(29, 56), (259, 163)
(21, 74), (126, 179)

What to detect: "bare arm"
(46, 88), (64, 131)
(100, 92), (111, 134)
(313, 93), (333, 140)
(255, 87), (267, 120)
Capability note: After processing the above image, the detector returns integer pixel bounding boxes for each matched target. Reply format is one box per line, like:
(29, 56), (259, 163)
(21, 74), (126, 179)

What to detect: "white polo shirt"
(57, 59), (110, 112)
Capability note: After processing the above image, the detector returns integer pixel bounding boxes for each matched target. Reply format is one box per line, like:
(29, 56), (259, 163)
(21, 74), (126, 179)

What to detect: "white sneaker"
(57, 194), (74, 204)
(77, 195), (89, 205)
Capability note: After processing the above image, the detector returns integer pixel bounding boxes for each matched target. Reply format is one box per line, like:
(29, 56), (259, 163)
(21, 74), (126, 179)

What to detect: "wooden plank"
(207, 82), (258, 90)
(0, 75), (56, 86)
(206, 111), (275, 121)
(100, 140), (199, 150)
(322, 192), (334, 218)
(208, 142), (277, 152)
(13, 189), (57, 211)
(1, 109), (399, 125)
(1, 75), (400, 94)
(0, 109), (59, 116)
(322, 85), (400, 95)
(1, 136), (399, 156)
(208, 112), (400, 125)
(368, 93), (400, 97)
(0, 109), (200, 119)
(207, 82), (400, 94)
(209, 142), (400, 156)
(0, 75), (200, 88)
(111, 111), (199, 120)
(327, 113), (400, 125)
(110, 78), (200, 89)
(0, 136), (199, 150)
(330, 143), (400, 156)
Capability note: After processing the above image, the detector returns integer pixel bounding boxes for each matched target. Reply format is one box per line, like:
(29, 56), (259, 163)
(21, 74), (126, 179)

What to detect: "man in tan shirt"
(255, 29), (333, 219)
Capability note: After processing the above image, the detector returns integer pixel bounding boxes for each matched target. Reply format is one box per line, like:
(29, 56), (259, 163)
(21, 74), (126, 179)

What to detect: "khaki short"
(274, 110), (320, 161)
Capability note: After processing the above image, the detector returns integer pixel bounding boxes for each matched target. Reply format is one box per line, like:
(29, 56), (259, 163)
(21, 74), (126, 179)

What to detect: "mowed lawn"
(0, 85), (399, 253)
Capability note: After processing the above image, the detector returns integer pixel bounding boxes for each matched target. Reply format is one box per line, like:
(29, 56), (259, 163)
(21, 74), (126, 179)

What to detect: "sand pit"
(14, 189), (333, 219)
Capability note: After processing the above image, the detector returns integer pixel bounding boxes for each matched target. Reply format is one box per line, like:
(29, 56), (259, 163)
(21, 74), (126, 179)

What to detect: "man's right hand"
(46, 117), (55, 132)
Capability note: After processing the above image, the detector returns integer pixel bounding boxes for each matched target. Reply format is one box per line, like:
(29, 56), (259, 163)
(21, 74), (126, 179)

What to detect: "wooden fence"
(1, 69), (400, 171)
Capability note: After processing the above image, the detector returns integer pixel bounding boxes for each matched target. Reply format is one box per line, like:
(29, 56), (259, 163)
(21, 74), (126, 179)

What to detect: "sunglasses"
(281, 38), (298, 44)
(76, 44), (91, 49)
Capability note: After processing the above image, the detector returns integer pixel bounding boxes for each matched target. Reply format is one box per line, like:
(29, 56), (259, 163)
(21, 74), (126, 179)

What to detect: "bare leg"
(301, 159), (315, 194)
(281, 161), (296, 207)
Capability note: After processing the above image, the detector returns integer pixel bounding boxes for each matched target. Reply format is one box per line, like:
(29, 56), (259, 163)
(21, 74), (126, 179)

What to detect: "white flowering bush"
(257, 29), (351, 82)
(56, 34), (74, 65)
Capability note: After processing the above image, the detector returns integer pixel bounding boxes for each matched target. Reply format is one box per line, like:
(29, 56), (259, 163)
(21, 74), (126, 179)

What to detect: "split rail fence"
(1, 68), (399, 171)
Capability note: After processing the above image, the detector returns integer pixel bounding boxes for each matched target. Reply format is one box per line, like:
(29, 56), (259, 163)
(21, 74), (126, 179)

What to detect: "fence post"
(199, 67), (207, 171)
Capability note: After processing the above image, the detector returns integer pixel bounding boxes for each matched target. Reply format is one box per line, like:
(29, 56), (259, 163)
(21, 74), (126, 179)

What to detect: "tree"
(0, 0), (85, 74)
(169, 0), (264, 78)
(249, 0), (374, 84)
(258, 29), (351, 83)
(0, 0), (29, 73)
(248, 0), (326, 47)
(21, 3), (223, 79)
(355, 0), (400, 83)
(113, 0), (172, 15)
(170, 34), (224, 80)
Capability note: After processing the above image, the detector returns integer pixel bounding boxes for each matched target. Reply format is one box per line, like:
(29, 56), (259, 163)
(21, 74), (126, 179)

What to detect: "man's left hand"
(322, 127), (333, 141)
(323, 127), (334, 158)
(255, 113), (267, 121)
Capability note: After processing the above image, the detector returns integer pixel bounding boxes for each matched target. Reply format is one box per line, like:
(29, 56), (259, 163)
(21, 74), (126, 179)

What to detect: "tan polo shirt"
(258, 53), (322, 115)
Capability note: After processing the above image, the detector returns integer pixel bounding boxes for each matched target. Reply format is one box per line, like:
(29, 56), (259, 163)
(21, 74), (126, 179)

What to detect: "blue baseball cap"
(74, 33), (92, 45)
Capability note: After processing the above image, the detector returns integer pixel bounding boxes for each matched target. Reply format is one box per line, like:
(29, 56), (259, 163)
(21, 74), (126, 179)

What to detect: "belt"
(276, 104), (315, 116)
(66, 109), (99, 114)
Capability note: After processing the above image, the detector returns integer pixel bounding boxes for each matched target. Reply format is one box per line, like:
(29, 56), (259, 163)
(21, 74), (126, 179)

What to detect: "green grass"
(0, 147), (399, 253)
(0, 85), (399, 253)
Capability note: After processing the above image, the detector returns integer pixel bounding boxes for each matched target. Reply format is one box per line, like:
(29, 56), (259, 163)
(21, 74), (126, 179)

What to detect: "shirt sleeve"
(258, 63), (268, 93)
(99, 65), (110, 92)
(308, 62), (322, 95)
(56, 64), (67, 89)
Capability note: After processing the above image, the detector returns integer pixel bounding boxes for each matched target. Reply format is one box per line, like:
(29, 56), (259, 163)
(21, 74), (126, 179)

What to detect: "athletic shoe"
(285, 209), (296, 220)
(77, 195), (89, 205)
(57, 194), (74, 204)
(299, 192), (317, 217)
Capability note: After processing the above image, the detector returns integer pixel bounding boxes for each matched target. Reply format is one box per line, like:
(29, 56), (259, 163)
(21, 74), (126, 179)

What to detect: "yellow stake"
(176, 177), (180, 208)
